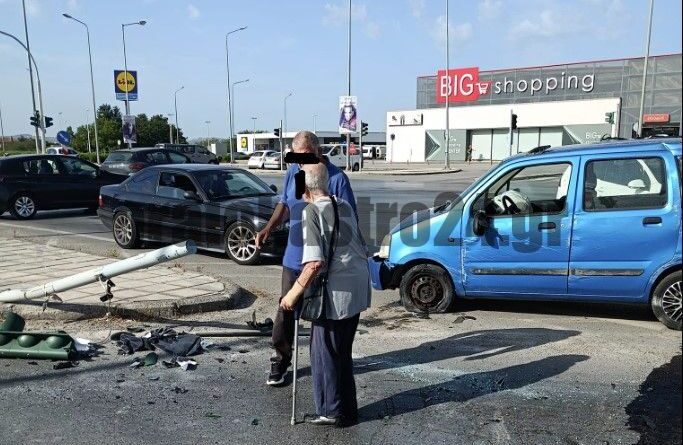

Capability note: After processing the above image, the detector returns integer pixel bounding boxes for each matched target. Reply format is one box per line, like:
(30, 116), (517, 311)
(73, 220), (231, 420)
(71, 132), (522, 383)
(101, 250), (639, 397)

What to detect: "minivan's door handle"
(643, 216), (662, 225)
(538, 222), (556, 231)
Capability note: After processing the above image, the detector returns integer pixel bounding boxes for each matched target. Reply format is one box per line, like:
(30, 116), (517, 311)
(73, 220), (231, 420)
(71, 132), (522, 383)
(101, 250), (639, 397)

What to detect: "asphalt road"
(1, 168), (681, 444)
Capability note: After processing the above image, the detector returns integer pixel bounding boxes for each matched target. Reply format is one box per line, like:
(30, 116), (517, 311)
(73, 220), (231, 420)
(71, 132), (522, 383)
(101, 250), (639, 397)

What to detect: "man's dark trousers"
(310, 314), (360, 420)
(270, 267), (299, 369)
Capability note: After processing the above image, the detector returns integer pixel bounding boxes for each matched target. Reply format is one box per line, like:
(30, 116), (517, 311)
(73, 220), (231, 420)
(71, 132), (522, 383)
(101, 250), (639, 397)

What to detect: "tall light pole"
(313, 114), (317, 133)
(444, 0), (451, 169)
(174, 86), (184, 143)
(637, 0), (655, 137)
(251, 116), (257, 133)
(346, 0), (352, 169)
(225, 26), (247, 164)
(232, 79), (250, 146)
(0, 99), (5, 154)
(85, 109), (92, 153)
(0, 30), (46, 152)
(205, 120), (211, 147)
(22, 0), (39, 153)
(63, 13), (101, 163)
(284, 92), (293, 135)
(121, 20), (146, 148)
(166, 113), (174, 143)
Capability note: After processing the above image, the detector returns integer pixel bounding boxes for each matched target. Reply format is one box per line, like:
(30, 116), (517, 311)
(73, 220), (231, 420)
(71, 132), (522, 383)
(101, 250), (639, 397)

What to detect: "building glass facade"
(417, 54), (682, 138)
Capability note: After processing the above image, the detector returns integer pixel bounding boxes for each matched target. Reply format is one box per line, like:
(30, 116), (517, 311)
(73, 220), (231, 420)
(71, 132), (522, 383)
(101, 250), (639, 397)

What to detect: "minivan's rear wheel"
(10, 194), (37, 220)
(225, 221), (259, 265)
(651, 271), (682, 330)
(112, 211), (139, 248)
(400, 264), (454, 313)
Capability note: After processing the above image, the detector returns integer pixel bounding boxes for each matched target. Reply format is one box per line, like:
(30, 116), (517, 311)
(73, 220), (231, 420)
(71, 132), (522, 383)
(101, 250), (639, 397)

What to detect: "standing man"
(255, 130), (357, 386)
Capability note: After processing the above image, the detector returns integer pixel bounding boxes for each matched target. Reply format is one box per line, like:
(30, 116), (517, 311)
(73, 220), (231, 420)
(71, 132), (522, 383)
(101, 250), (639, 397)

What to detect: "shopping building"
(386, 53), (682, 162)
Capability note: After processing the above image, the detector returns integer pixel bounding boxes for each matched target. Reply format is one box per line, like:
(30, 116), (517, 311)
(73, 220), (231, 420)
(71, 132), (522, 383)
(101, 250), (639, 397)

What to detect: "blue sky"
(0, 0), (681, 140)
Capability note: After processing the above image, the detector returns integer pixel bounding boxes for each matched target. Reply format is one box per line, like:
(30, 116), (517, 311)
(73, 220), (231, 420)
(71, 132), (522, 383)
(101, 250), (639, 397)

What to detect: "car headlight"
(376, 234), (391, 259)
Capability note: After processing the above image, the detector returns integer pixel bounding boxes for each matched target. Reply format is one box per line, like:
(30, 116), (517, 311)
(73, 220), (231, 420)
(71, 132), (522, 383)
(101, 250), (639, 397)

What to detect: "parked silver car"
(155, 144), (218, 164)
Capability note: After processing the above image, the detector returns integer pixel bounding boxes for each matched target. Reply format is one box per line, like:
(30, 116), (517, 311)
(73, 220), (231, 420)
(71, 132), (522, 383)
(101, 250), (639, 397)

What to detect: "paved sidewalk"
(0, 238), (240, 321)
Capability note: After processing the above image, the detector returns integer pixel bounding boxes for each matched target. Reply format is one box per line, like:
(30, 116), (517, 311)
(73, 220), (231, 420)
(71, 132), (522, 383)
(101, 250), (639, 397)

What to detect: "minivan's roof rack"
(527, 145), (552, 155)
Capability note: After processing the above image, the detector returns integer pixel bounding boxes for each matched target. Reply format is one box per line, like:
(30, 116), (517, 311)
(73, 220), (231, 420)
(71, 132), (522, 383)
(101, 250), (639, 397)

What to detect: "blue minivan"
(369, 138), (682, 330)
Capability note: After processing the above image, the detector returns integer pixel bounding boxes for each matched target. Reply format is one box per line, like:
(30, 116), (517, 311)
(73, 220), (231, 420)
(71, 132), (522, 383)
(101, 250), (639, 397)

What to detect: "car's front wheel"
(651, 270), (682, 330)
(399, 263), (454, 313)
(224, 221), (259, 265)
(10, 194), (37, 220)
(112, 211), (139, 248)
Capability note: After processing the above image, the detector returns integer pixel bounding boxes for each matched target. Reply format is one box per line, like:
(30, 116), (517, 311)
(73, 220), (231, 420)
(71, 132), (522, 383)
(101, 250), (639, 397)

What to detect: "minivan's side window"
(473, 163), (572, 216)
(157, 172), (197, 199)
(145, 151), (169, 164)
(60, 157), (97, 178)
(168, 152), (189, 164)
(584, 157), (667, 211)
(127, 170), (157, 195)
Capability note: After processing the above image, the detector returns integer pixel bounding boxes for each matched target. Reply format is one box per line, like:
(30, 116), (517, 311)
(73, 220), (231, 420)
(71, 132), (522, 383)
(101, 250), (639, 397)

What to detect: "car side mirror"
(269, 184), (278, 193)
(473, 210), (490, 236)
(183, 191), (203, 202)
(627, 179), (646, 189)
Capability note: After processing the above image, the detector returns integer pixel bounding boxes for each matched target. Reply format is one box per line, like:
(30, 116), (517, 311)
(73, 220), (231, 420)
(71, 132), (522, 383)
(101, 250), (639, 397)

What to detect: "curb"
(1, 282), (244, 322)
(353, 168), (463, 176)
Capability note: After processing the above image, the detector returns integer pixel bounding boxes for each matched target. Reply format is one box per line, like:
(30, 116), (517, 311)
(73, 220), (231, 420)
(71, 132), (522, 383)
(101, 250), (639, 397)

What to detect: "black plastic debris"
(453, 314), (477, 324)
(53, 361), (78, 370)
(247, 311), (274, 331)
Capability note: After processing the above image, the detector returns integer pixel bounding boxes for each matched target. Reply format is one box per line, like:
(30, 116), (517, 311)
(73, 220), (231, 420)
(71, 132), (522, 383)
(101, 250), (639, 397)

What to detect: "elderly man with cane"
(255, 131), (357, 387)
(280, 162), (370, 426)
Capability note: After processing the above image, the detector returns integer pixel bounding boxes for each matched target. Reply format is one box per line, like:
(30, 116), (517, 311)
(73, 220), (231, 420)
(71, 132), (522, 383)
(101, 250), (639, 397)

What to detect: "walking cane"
(290, 302), (302, 426)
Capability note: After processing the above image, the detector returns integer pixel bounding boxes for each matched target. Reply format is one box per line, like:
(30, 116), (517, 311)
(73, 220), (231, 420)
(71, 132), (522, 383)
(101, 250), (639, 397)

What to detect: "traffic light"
(44, 116), (54, 128)
(274, 127), (280, 138)
(361, 121), (368, 136)
(604, 112), (615, 125)
(511, 113), (518, 130)
(29, 111), (40, 127)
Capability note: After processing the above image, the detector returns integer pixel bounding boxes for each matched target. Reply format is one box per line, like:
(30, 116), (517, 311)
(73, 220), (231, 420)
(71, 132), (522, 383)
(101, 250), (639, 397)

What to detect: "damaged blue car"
(369, 138), (682, 330)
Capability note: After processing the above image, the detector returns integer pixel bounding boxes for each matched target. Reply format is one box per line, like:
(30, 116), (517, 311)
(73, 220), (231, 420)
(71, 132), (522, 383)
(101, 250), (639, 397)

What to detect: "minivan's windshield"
(194, 170), (275, 200)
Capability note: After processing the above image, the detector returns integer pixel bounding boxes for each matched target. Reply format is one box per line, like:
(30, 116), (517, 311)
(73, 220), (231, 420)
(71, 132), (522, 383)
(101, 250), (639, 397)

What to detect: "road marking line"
(0, 221), (114, 242)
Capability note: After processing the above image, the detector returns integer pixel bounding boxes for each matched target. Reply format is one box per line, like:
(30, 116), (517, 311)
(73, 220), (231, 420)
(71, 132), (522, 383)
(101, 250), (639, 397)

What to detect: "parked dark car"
(97, 165), (287, 265)
(0, 155), (127, 219)
(100, 148), (191, 175)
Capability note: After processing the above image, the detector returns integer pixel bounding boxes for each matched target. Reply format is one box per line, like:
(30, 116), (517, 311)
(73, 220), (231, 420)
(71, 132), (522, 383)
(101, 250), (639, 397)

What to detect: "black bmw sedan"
(0, 155), (127, 219)
(97, 165), (287, 265)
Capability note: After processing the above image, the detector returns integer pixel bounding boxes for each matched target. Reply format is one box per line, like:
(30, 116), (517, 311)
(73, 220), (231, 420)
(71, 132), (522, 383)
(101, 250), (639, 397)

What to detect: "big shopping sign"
(436, 67), (595, 103)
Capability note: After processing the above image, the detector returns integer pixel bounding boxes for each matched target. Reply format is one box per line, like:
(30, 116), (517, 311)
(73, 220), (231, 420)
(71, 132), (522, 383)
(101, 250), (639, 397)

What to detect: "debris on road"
(246, 311), (274, 331)
(1, 311), (78, 360)
(453, 314), (477, 324)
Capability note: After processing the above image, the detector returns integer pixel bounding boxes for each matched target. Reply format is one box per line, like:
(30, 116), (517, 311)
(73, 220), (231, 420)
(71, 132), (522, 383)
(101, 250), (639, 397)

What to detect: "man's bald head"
(302, 162), (329, 195)
(292, 131), (322, 155)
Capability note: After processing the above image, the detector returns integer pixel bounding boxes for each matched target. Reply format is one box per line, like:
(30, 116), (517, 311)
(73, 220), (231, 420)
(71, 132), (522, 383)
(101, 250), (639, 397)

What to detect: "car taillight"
(129, 162), (145, 172)
(98, 195), (104, 208)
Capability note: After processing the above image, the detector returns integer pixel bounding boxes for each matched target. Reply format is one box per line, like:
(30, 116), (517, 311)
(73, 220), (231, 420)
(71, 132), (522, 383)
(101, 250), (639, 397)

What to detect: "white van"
(322, 144), (362, 171)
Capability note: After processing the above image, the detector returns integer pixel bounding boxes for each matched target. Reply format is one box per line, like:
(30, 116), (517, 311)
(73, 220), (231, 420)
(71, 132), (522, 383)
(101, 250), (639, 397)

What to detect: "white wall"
(385, 98), (621, 163)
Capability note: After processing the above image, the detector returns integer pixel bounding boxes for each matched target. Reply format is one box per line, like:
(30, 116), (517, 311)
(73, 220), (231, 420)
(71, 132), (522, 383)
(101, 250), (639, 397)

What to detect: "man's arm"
(335, 172), (358, 217)
(255, 203), (289, 249)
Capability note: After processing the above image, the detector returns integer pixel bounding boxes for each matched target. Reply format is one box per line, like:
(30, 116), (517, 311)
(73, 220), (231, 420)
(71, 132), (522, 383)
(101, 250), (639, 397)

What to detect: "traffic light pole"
(358, 126), (363, 172)
(509, 108), (514, 158)
(0, 30), (46, 152)
(279, 120), (284, 171)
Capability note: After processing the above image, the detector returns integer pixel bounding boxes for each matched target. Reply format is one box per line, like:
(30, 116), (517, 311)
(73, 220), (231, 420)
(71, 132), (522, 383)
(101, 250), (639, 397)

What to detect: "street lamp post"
(251, 116), (257, 133)
(313, 114), (317, 134)
(637, 0), (655, 137)
(444, 0), (451, 169)
(167, 113), (174, 143)
(0, 30), (46, 152)
(205, 120), (211, 147)
(121, 20), (146, 148)
(63, 13), (101, 163)
(284, 92), (293, 135)
(0, 99), (5, 154)
(22, 0), (39, 153)
(85, 109), (92, 153)
(225, 26), (247, 164)
(174, 86), (184, 143)
(346, 0), (352, 170)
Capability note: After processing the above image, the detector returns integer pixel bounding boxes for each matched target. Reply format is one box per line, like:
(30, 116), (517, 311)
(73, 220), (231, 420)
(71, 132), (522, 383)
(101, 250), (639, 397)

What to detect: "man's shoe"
(305, 415), (340, 426)
(266, 363), (288, 386)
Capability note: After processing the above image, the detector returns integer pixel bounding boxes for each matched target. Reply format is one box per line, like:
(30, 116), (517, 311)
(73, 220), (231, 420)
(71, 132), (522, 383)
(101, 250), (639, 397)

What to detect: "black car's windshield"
(195, 170), (275, 200)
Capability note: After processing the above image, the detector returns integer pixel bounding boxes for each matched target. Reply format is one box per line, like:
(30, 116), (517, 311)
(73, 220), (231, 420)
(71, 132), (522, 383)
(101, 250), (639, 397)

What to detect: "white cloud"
(478, 0), (502, 20)
(322, 2), (367, 26)
(408, 0), (425, 18)
(509, 9), (572, 40)
(187, 4), (200, 20)
(24, 0), (40, 16)
(431, 15), (473, 47)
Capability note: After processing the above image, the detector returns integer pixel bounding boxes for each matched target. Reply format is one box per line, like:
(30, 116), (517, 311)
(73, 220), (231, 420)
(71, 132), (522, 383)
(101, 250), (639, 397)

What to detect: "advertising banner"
(338, 96), (358, 134)
(122, 115), (137, 144)
(115, 70), (138, 101)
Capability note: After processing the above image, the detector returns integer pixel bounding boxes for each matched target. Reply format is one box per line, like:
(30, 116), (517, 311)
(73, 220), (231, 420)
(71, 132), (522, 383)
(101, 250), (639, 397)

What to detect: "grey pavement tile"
(164, 287), (213, 298)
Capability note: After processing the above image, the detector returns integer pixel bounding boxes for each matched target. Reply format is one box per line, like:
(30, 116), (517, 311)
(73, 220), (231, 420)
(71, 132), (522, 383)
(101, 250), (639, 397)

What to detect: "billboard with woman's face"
(338, 95), (358, 134)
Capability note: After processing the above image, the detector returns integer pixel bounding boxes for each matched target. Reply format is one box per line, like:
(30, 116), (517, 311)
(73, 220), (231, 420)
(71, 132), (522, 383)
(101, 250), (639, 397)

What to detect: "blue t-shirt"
(279, 162), (357, 271)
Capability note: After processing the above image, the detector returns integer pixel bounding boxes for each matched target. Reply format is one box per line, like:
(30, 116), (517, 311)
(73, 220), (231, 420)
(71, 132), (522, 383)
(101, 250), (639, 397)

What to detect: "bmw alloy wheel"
(13, 196), (36, 219)
(226, 224), (258, 264)
(113, 214), (133, 246)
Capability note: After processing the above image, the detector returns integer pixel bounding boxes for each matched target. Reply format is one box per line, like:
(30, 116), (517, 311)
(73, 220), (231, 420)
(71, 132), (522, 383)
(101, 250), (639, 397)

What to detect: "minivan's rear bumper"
(368, 256), (395, 290)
